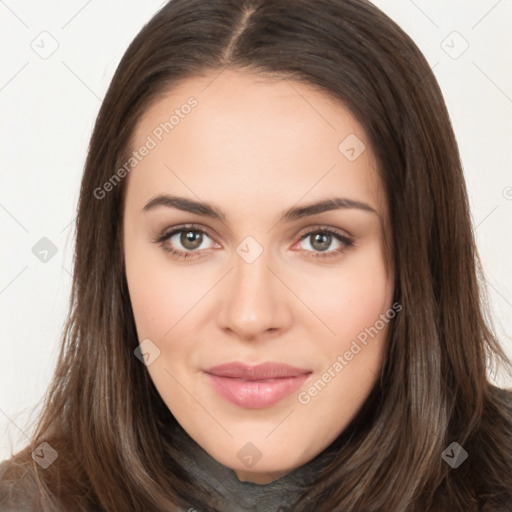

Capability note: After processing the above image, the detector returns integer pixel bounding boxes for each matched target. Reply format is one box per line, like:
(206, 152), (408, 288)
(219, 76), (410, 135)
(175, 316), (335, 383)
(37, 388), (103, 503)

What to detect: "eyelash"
(152, 223), (354, 261)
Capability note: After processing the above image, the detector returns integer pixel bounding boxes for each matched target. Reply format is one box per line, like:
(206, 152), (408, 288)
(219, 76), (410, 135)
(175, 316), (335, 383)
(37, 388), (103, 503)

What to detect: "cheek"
(124, 223), (215, 340)
(126, 261), (207, 340)
(301, 246), (392, 346)
(124, 233), (180, 340)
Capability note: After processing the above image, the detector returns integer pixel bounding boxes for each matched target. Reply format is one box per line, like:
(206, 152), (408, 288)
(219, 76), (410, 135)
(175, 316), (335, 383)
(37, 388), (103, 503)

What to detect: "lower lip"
(205, 372), (311, 409)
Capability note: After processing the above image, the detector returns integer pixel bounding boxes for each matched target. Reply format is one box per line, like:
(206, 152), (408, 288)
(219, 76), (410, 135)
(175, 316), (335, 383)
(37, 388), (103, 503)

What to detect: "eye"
(153, 224), (219, 260)
(294, 227), (353, 260)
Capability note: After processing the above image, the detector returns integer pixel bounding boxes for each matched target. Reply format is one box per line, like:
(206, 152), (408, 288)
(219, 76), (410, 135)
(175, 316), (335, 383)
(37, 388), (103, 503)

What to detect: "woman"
(1, 0), (511, 510)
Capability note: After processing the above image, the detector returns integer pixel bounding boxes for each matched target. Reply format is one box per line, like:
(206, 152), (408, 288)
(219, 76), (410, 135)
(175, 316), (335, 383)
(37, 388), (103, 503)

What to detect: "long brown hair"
(2, 0), (511, 510)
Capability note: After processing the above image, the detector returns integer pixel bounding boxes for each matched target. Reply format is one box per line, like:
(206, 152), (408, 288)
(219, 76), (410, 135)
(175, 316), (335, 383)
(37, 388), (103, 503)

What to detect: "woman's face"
(123, 69), (395, 484)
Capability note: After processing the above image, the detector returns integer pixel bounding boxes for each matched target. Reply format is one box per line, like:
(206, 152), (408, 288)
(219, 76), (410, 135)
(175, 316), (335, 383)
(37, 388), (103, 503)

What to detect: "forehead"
(126, 68), (385, 217)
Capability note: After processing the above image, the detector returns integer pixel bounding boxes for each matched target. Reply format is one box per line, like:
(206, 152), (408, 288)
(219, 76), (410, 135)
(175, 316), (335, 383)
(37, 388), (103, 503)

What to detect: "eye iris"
(181, 230), (202, 250)
(311, 233), (331, 252)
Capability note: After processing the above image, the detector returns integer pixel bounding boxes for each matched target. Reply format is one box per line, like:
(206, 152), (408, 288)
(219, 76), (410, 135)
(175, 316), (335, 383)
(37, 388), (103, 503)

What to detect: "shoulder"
(0, 456), (40, 512)
(488, 382), (512, 408)
(0, 444), (107, 512)
(469, 384), (512, 510)
(423, 385), (512, 511)
(483, 383), (512, 435)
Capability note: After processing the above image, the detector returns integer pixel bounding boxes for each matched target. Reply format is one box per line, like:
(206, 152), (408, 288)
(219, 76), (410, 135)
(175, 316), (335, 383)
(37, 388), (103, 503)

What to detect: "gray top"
(169, 421), (339, 511)
(0, 423), (339, 512)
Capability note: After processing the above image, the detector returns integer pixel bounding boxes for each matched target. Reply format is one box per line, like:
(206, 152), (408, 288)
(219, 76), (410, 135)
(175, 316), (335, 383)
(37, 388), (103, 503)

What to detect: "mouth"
(204, 361), (312, 409)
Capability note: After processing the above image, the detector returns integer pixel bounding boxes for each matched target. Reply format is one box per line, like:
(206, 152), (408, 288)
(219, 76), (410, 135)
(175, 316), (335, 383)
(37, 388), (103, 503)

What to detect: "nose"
(216, 246), (293, 341)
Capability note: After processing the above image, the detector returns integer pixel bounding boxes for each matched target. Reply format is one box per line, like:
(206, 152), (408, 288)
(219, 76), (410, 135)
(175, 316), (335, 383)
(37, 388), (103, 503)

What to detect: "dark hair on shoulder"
(1, 0), (511, 510)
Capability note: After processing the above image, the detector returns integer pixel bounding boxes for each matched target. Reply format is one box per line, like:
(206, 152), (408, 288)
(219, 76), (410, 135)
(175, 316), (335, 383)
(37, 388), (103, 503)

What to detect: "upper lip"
(204, 362), (312, 380)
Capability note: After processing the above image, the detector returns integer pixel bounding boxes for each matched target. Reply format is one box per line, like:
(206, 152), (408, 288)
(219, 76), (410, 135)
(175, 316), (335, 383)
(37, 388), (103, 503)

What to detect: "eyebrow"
(142, 194), (376, 223)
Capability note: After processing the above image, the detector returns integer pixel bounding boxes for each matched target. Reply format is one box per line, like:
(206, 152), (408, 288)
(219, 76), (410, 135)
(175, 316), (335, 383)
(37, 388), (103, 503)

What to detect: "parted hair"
(1, 0), (512, 510)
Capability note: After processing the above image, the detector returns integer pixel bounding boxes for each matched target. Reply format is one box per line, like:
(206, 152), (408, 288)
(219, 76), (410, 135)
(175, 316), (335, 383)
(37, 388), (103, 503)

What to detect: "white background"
(1, 0), (511, 461)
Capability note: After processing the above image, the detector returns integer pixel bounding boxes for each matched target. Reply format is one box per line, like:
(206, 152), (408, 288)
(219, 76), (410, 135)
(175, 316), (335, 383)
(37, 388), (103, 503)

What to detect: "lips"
(204, 362), (312, 408)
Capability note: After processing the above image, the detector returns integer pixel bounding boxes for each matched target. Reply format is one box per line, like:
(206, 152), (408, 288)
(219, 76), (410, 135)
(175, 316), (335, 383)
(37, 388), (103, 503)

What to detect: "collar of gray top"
(170, 421), (339, 512)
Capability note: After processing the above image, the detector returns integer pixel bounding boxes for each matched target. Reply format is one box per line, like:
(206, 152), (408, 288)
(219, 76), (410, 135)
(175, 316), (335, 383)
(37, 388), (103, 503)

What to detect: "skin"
(123, 68), (395, 484)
